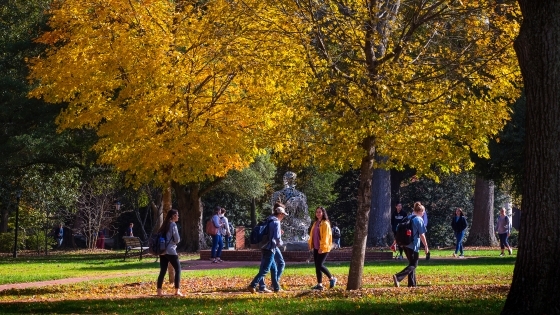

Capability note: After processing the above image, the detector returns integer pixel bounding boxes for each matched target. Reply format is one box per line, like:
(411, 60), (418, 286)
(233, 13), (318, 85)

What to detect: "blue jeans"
(498, 233), (510, 249)
(250, 249), (279, 291)
(211, 234), (223, 258)
(454, 230), (465, 255)
(258, 247), (285, 290)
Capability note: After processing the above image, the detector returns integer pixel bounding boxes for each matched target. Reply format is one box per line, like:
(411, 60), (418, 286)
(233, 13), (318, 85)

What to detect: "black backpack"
(395, 215), (415, 246)
(148, 232), (168, 255)
(250, 218), (272, 248)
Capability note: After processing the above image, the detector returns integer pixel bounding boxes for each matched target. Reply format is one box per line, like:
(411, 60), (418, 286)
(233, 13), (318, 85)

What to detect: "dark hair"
(214, 206), (221, 214)
(158, 209), (178, 235)
(315, 206), (329, 222)
(220, 208), (226, 215)
(456, 208), (464, 217)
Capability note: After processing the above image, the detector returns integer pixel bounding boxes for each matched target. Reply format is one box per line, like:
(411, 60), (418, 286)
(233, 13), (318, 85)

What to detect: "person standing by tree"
(496, 207), (513, 256)
(210, 206), (224, 263)
(451, 208), (468, 258)
(391, 203), (408, 259)
(156, 209), (182, 296)
(56, 223), (64, 248)
(308, 207), (337, 290)
(392, 202), (429, 287)
(248, 203), (287, 293)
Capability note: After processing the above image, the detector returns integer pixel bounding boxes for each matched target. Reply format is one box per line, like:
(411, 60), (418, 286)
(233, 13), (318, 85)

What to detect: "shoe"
(452, 253), (457, 257)
(311, 284), (324, 290)
(508, 248), (512, 255)
(329, 277), (337, 289)
(499, 253), (504, 257)
(258, 288), (273, 293)
(458, 255), (464, 258)
(392, 275), (400, 288)
(216, 258), (223, 263)
(398, 255), (403, 260)
(174, 289), (183, 296)
(247, 285), (256, 293)
(212, 259), (218, 263)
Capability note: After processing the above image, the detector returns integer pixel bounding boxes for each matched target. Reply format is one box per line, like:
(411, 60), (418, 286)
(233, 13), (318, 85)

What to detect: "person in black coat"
(451, 208), (468, 258)
(391, 203), (408, 259)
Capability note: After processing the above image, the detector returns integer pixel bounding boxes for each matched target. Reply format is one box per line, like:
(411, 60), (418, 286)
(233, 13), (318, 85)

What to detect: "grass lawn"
(0, 248), (515, 315)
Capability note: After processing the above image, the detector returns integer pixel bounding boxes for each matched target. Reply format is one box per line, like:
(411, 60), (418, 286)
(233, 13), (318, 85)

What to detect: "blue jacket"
(263, 216), (283, 251)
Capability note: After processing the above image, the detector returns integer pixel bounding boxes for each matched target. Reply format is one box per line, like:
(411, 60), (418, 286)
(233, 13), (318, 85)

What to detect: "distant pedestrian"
(210, 206), (225, 263)
(392, 202), (429, 288)
(451, 208), (468, 258)
(331, 222), (341, 249)
(390, 203), (408, 259)
(496, 208), (513, 256)
(56, 223), (64, 248)
(156, 209), (182, 296)
(219, 208), (232, 250)
(308, 206), (337, 290)
(96, 230), (105, 249)
(126, 223), (134, 237)
(248, 202), (287, 293)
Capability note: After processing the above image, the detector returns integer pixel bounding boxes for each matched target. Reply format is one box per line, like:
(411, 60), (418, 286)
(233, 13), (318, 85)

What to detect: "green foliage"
(25, 232), (57, 251)
(0, 232), (24, 253)
(298, 167), (341, 218)
(327, 169), (360, 246)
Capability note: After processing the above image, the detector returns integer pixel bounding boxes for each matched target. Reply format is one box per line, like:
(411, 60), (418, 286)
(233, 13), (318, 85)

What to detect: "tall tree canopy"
(275, 0), (521, 289)
(29, 0), (310, 187)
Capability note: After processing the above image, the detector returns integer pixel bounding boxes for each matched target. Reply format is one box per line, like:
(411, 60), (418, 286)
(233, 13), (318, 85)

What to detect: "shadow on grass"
(0, 286), (65, 297)
(0, 294), (505, 315)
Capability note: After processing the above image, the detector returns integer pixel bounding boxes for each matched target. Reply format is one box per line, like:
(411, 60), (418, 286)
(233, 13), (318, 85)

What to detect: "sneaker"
(392, 275), (400, 288)
(508, 248), (513, 255)
(499, 253), (504, 257)
(398, 255), (403, 260)
(311, 284), (324, 290)
(247, 285), (256, 293)
(329, 277), (337, 289)
(212, 259), (218, 263)
(216, 258), (223, 263)
(458, 255), (464, 258)
(258, 288), (273, 293)
(452, 253), (457, 258)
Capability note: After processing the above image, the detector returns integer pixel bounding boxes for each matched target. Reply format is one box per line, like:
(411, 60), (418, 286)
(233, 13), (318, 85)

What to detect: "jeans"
(498, 233), (510, 249)
(211, 234), (223, 258)
(225, 235), (233, 248)
(394, 247), (419, 287)
(333, 238), (341, 249)
(258, 247), (285, 290)
(157, 254), (181, 288)
(250, 249), (279, 291)
(454, 230), (465, 255)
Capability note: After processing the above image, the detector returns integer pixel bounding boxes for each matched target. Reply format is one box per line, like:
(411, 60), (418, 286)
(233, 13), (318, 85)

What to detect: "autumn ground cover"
(0, 248), (514, 315)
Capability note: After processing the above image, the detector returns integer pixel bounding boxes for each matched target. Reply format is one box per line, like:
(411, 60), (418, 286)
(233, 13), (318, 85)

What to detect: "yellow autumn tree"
(271, 0), (522, 289)
(28, 0), (310, 250)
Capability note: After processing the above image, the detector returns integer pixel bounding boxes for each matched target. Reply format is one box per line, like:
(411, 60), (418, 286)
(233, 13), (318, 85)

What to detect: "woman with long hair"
(156, 209), (182, 296)
(308, 206), (337, 290)
(451, 207), (468, 258)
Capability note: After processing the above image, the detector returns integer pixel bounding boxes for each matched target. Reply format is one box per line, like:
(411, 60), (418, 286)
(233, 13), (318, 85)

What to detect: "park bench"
(122, 236), (149, 261)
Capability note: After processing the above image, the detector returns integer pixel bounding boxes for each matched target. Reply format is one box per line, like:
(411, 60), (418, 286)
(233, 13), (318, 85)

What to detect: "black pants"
(394, 247), (419, 287)
(313, 249), (332, 284)
(157, 254), (181, 289)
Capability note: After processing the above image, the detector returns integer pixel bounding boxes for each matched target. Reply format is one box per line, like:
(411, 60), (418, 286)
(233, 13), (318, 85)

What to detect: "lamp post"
(13, 190), (21, 258)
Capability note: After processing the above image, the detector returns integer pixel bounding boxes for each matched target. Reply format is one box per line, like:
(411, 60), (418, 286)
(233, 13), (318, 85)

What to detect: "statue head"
(283, 171), (297, 188)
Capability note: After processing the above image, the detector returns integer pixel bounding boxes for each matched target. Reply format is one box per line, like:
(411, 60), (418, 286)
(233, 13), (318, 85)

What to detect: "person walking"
(126, 223), (134, 237)
(219, 208), (232, 250)
(451, 208), (468, 258)
(248, 203), (288, 293)
(308, 206), (337, 290)
(56, 223), (64, 248)
(210, 206), (224, 263)
(331, 222), (341, 249)
(391, 203), (408, 259)
(496, 207), (513, 256)
(156, 209), (182, 296)
(392, 202), (429, 287)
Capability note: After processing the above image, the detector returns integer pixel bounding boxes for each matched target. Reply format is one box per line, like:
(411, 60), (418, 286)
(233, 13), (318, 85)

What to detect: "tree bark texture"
(174, 182), (205, 252)
(367, 155), (392, 247)
(465, 176), (497, 246)
(503, 2), (560, 313)
(347, 137), (375, 290)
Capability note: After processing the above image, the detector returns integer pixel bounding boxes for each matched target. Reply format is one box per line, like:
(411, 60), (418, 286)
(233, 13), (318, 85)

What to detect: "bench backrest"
(122, 236), (142, 247)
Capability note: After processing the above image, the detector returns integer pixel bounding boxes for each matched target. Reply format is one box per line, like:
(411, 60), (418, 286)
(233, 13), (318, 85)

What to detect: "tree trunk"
(465, 176), (497, 246)
(250, 197), (256, 227)
(367, 155), (391, 247)
(347, 137), (375, 290)
(174, 182), (205, 252)
(503, 2), (560, 313)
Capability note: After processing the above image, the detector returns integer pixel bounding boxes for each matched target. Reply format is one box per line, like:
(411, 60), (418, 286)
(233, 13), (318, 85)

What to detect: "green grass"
(0, 249), (515, 314)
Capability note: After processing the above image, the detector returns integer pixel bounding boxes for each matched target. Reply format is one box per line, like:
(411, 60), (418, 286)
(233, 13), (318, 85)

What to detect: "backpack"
(332, 227), (341, 239)
(205, 218), (218, 236)
(148, 232), (168, 255)
(395, 215), (415, 246)
(250, 218), (272, 248)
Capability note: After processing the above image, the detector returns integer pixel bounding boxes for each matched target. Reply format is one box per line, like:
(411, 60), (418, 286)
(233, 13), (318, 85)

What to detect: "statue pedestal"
(283, 242), (309, 251)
